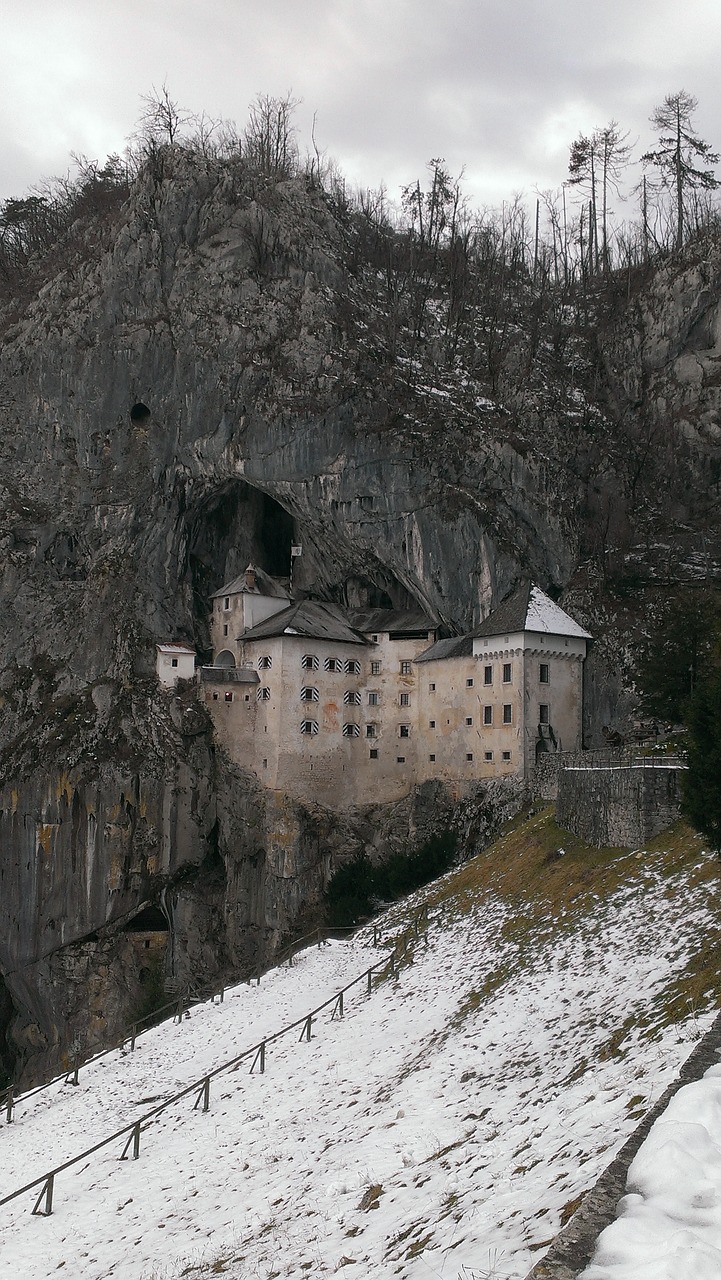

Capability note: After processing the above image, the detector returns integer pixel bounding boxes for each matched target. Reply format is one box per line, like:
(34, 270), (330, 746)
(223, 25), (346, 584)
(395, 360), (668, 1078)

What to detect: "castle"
(158, 570), (590, 808)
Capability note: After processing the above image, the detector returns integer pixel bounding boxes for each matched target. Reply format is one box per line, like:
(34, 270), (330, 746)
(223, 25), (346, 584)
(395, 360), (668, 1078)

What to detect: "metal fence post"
(299, 1015), (313, 1042)
(250, 1041), (266, 1074)
(194, 1077), (210, 1113)
(121, 1122), (141, 1161)
(332, 991), (344, 1019)
(367, 968), (373, 996)
(5, 1086), (13, 1124)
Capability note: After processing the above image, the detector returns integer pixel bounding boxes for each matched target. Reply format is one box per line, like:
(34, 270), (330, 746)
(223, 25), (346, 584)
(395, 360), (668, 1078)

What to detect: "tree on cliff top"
(642, 91), (719, 251)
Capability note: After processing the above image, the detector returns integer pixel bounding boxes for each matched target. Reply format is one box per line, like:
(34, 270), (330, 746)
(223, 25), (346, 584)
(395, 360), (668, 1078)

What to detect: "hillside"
(0, 809), (718, 1279)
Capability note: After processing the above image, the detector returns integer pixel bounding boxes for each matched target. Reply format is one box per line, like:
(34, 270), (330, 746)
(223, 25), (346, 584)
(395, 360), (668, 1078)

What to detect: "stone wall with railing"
(555, 750), (686, 848)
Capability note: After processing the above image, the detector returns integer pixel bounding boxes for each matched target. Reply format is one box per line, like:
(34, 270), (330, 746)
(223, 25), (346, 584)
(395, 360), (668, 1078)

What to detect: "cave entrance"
(185, 481), (295, 652)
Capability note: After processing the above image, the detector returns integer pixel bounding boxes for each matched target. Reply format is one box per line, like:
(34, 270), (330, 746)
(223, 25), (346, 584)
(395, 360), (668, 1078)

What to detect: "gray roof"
(472, 582), (591, 640)
(212, 567), (290, 600)
(240, 601), (370, 646)
(416, 583), (590, 663)
(346, 608), (436, 636)
(415, 635), (473, 664)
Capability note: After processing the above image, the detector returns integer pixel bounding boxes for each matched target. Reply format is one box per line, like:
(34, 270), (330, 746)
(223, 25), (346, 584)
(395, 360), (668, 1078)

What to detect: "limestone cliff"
(0, 147), (719, 1083)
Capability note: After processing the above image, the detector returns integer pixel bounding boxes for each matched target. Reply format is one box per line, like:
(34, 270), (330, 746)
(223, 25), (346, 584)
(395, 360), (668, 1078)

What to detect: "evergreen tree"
(642, 91), (719, 250)
(636, 589), (721, 722)
(683, 662), (721, 851)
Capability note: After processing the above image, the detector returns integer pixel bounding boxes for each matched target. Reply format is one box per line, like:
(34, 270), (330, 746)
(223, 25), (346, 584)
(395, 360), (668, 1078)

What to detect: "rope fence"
(0, 902), (430, 1219)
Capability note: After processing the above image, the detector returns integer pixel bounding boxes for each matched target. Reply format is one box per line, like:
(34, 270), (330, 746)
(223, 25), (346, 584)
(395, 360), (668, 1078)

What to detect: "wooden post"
(194, 1077), (210, 1113)
(250, 1041), (266, 1074)
(5, 1086), (13, 1124)
(32, 1173), (54, 1216)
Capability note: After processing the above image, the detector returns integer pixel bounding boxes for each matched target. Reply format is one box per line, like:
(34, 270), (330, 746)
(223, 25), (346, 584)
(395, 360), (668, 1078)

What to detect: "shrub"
(326, 831), (457, 927)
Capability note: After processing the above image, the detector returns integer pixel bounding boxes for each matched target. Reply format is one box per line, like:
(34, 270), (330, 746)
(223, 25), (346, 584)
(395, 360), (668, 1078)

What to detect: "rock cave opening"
(130, 401), (151, 423)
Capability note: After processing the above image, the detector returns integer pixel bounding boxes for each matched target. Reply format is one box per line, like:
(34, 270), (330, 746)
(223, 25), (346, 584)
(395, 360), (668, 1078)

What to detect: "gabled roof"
(415, 635), (473, 664)
(472, 582), (591, 640)
(346, 608), (436, 637)
(156, 643), (196, 656)
(240, 601), (369, 646)
(211, 567), (289, 600)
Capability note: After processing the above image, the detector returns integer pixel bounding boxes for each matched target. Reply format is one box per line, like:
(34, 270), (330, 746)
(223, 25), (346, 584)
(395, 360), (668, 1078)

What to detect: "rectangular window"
(539, 704), (549, 724)
(484, 665), (493, 685)
(223, 596), (230, 610)
(370, 660), (381, 675)
(429, 753), (436, 762)
(369, 748), (378, 759)
(503, 663), (512, 683)
(503, 704), (512, 724)
(368, 691), (380, 706)
(258, 655), (272, 670)
(262, 759), (268, 769)
(484, 750), (493, 761)
(224, 691), (233, 702)
(540, 663), (549, 684)
(223, 625), (228, 637)
(429, 720), (436, 728)
(171, 657), (178, 668)
(502, 750), (511, 761)
(344, 689), (361, 705)
(466, 753), (473, 761)
(300, 720), (319, 735)
(399, 725), (410, 738)
(302, 653), (319, 670)
(212, 692), (219, 701)
(400, 660), (412, 675)
(345, 658), (361, 674)
(483, 706), (493, 725)
(324, 657), (340, 672)
(429, 682), (436, 692)
(465, 716), (473, 726)
(342, 723), (360, 737)
(300, 687), (319, 702)
(257, 687), (271, 702)
(366, 723), (377, 738)
(396, 756), (406, 764)
(399, 692), (410, 707)
(466, 678), (474, 687)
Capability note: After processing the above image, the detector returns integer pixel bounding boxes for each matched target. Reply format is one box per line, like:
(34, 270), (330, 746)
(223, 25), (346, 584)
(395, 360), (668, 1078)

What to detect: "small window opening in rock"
(130, 402), (151, 423)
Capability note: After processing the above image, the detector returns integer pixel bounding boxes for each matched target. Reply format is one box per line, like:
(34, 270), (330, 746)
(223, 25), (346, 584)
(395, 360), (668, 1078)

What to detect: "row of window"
(238, 655), (550, 684)
(368, 749), (511, 763)
(215, 689), (548, 724)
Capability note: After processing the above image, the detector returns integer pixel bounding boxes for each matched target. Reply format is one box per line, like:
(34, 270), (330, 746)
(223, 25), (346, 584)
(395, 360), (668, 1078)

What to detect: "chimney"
(244, 564), (257, 591)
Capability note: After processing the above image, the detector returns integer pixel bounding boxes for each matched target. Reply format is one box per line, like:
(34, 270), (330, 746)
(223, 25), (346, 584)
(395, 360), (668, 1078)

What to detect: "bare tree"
(596, 121), (632, 270)
(243, 93), (300, 178)
(642, 90), (719, 251)
(137, 82), (191, 146)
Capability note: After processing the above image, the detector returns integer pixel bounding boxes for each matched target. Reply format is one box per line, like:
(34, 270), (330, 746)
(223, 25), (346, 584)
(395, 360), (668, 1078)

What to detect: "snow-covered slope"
(0, 815), (718, 1280)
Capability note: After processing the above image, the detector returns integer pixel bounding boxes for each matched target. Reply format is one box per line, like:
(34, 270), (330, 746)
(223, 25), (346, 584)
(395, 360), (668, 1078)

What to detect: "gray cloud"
(2, 0), (721, 218)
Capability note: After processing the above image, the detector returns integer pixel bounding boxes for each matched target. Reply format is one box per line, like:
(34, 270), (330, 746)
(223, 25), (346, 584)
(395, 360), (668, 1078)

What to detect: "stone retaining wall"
(556, 761), (683, 847)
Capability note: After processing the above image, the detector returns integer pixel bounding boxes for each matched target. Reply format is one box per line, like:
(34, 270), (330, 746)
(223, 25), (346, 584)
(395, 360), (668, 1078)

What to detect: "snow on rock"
(581, 1071), (721, 1279)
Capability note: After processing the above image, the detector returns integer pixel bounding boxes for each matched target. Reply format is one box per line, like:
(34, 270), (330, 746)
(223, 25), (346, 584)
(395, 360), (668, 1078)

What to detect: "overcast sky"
(3, 0), (721, 217)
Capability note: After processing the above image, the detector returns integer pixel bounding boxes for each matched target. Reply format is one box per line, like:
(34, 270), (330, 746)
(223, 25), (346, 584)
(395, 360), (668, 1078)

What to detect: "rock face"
(0, 148), (719, 1083)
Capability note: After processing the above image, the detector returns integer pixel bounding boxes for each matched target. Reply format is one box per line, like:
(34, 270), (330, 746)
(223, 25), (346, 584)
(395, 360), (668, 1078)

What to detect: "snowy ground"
(0, 843), (718, 1280)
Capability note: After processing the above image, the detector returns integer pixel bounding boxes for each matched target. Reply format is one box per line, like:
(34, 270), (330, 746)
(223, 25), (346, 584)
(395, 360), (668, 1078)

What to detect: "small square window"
(245, 694), (250, 701)
(396, 756), (406, 764)
(302, 654), (319, 670)
(399, 692), (410, 707)
(484, 750), (493, 761)
(342, 722), (360, 737)
(540, 663), (549, 684)
(369, 748), (379, 759)
(483, 706), (493, 725)
(171, 657), (178, 668)
(502, 750), (511, 761)
(224, 691), (233, 702)
(400, 660), (412, 675)
(366, 723), (377, 738)
(539, 704), (549, 724)
(429, 720), (436, 728)
(503, 704), (512, 724)
(370, 660), (381, 675)
(300, 687), (319, 702)
(466, 753), (473, 762)
(368, 691), (380, 706)
(301, 719), (319, 735)
(257, 687), (271, 702)
(484, 665), (493, 685)
(258, 655), (272, 670)
(345, 659), (361, 674)
(429, 753), (436, 762)
(399, 725), (410, 738)
(372, 634), (378, 642)
(212, 692), (219, 701)
(429, 682), (436, 692)
(324, 657), (340, 672)
(466, 678), (474, 687)
(344, 689), (361, 705)
(503, 663), (512, 683)
(465, 716), (473, 726)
